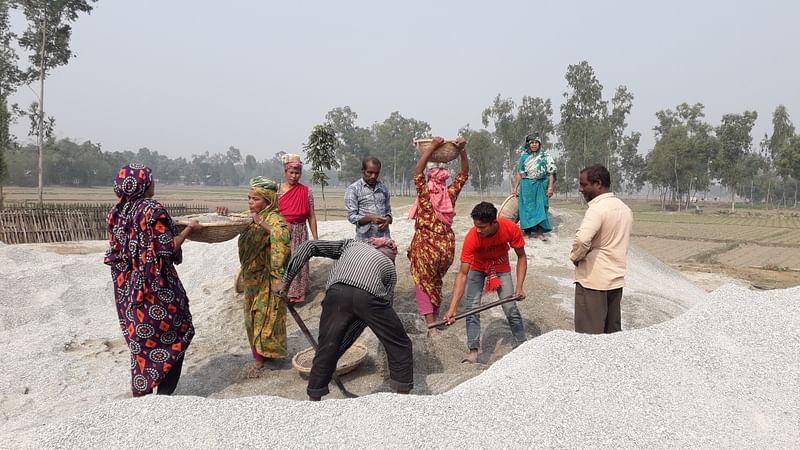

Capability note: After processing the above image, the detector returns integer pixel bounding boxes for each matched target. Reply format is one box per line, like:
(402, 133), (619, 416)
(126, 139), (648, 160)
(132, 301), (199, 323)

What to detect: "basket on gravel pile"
(173, 213), (252, 243)
(413, 138), (461, 163)
(292, 343), (368, 378)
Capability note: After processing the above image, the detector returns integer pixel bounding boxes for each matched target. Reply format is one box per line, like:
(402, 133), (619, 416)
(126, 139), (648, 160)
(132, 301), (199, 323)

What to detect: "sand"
(2, 206), (796, 448)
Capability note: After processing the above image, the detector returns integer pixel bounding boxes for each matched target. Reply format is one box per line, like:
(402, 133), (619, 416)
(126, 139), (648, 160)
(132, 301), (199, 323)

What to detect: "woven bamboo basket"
(174, 213), (252, 243)
(498, 195), (519, 223)
(292, 342), (368, 378)
(413, 138), (461, 163)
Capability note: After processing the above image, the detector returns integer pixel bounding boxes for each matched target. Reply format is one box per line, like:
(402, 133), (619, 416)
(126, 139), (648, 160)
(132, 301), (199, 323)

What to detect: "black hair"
(581, 165), (611, 189)
(470, 201), (497, 223)
(362, 157), (382, 170)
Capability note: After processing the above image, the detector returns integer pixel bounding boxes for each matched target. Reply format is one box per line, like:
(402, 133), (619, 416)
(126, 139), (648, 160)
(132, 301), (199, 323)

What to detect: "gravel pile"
(18, 284), (799, 448)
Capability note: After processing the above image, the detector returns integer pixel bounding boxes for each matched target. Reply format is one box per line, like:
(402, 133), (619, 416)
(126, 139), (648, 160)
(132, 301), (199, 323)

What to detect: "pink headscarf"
(408, 168), (454, 226)
(368, 237), (398, 262)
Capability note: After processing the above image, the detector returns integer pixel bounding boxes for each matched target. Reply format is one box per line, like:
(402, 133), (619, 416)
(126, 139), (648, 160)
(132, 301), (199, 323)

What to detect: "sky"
(8, 0), (800, 161)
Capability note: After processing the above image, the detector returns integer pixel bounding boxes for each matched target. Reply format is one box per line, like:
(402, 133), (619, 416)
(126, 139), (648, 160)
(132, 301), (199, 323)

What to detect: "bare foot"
(535, 234), (547, 241)
(246, 361), (265, 378)
(427, 328), (439, 338)
(461, 349), (479, 363)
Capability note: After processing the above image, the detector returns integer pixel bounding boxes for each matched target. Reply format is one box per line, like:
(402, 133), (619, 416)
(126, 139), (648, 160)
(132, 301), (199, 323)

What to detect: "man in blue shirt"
(344, 157), (392, 241)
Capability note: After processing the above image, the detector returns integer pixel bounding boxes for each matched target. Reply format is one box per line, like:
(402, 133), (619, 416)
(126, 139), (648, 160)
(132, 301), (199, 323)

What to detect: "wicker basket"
(413, 138), (461, 163)
(292, 343), (368, 378)
(174, 213), (252, 243)
(498, 195), (519, 223)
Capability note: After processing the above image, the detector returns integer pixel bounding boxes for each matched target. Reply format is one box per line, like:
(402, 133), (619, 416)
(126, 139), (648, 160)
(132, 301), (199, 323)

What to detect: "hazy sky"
(9, 0), (800, 161)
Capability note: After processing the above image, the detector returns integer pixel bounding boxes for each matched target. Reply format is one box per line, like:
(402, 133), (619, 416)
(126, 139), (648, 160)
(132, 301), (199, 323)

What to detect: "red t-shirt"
(460, 217), (525, 273)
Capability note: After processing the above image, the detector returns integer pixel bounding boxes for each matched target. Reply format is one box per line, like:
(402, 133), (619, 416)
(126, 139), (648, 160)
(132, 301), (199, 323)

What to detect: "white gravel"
(2, 214), (799, 448)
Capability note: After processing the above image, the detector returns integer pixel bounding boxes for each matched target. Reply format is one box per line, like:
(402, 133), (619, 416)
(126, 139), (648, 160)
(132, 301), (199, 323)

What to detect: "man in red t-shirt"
(444, 201), (528, 363)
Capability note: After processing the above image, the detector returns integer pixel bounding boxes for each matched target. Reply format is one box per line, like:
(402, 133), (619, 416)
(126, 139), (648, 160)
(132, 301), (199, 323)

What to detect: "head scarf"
(408, 167), (455, 226)
(281, 153), (303, 171)
(521, 133), (543, 154)
(249, 176), (279, 214)
(368, 237), (398, 262)
(114, 163), (153, 201)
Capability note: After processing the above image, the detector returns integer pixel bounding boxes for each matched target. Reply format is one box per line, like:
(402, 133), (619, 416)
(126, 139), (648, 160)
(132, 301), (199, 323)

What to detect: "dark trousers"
(308, 283), (413, 398)
(574, 283), (623, 334)
(156, 355), (185, 395)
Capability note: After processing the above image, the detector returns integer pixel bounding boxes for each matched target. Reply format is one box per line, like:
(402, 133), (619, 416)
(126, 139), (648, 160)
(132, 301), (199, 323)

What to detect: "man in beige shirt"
(569, 165), (633, 334)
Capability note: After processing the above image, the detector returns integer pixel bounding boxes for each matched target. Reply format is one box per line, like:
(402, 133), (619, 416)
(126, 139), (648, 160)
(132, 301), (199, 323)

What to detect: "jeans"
(464, 270), (526, 350)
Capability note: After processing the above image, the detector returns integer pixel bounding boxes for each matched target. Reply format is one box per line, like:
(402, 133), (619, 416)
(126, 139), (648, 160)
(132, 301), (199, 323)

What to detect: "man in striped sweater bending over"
(275, 238), (413, 400)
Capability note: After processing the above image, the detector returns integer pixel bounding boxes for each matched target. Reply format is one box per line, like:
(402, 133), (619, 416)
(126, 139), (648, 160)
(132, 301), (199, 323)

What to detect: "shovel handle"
(428, 295), (521, 329)
(280, 291), (359, 399)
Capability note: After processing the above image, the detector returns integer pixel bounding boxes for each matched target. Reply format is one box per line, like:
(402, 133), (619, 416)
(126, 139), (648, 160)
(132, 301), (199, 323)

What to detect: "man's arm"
(278, 240), (347, 291)
(513, 246), (527, 299)
(444, 262), (471, 323)
(570, 208), (602, 264)
(344, 185), (366, 225)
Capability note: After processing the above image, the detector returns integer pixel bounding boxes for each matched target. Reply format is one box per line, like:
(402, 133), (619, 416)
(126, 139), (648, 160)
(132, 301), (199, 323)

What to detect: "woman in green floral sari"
(237, 176), (291, 376)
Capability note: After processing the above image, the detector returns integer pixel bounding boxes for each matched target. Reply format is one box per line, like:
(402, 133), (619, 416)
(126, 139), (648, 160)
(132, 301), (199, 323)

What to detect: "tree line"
(2, 10), (800, 210)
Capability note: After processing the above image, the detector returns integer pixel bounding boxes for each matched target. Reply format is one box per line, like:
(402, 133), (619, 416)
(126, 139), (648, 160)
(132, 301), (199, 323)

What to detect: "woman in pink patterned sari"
(104, 164), (203, 396)
(278, 154), (318, 303)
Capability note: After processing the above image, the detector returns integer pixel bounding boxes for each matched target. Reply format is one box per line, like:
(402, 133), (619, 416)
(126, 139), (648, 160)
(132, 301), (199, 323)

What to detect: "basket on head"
(291, 342), (368, 378)
(498, 195), (519, 223)
(413, 138), (461, 163)
(173, 212), (252, 243)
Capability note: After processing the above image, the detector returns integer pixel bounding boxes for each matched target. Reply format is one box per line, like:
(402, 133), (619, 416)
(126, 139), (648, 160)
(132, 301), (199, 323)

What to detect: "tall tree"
(459, 125), (502, 195)
(304, 123), (339, 220)
(768, 105), (795, 161)
(14, 0), (97, 203)
(714, 111), (758, 210)
(558, 61), (609, 187)
(0, 1), (24, 208)
(373, 111), (430, 194)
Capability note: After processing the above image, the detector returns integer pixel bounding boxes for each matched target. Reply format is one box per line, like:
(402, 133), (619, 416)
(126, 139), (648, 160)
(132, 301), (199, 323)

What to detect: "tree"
(776, 135), (800, 207)
(617, 132), (646, 194)
(558, 61), (610, 188)
(0, 1), (24, 208)
(459, 126), (502, 194)
(14, 0), (97, 203)
(304, 124), (339, 220)
(373, 111), (430, 194)
(769, 105), (795, 160)
(714, 111), (758, 210)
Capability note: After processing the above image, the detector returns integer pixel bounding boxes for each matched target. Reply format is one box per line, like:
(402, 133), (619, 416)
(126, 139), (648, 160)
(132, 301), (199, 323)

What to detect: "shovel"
(428, 294), (522, 329)
(279, 292), (358, 399)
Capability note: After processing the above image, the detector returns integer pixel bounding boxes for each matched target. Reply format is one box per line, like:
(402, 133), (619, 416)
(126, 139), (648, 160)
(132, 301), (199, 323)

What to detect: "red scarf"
(278, 183), (309, 224)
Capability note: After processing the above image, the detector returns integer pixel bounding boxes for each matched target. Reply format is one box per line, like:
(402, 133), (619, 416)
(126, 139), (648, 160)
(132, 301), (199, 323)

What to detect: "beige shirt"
(570, 192), (633, 290)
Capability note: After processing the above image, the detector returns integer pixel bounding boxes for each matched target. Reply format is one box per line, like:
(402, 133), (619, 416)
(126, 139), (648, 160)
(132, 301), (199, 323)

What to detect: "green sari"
(238, 190), (291, 359)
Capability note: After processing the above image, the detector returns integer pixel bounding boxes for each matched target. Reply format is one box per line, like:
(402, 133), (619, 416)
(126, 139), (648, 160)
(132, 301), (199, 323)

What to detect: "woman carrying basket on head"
(277, 153), (318, 303)
(407, 137), (469, 335)
(512, 133), (557, 240)
(224, 177), (292, 377)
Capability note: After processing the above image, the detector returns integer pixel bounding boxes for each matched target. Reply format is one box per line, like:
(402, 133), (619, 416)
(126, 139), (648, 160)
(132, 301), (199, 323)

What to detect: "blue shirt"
(344, 178), (392, 241)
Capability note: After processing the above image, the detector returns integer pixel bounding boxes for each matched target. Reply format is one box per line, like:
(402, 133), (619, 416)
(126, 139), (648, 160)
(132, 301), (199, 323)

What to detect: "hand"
(430, 136), (445, 150)
(546, 187), (554, 198)
(453, 137), (466, 151)
(250, 212), (271, 231)
(444, 308), (456, 325)
(377, 217), (390, 231)
(272, 281), (286, 296)
(186, 220), (204, 233)
(513, 291), (526, 301)
(511, 188), (518, 197)
(215, 206), (229, 216)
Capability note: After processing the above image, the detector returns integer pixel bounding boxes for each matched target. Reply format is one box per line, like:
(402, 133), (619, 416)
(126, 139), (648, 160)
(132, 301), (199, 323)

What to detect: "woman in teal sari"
(512, 133), (557, 240)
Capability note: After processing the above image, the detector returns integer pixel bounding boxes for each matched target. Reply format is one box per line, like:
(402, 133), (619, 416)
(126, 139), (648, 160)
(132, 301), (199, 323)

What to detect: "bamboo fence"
(0, 203), (207, 244)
